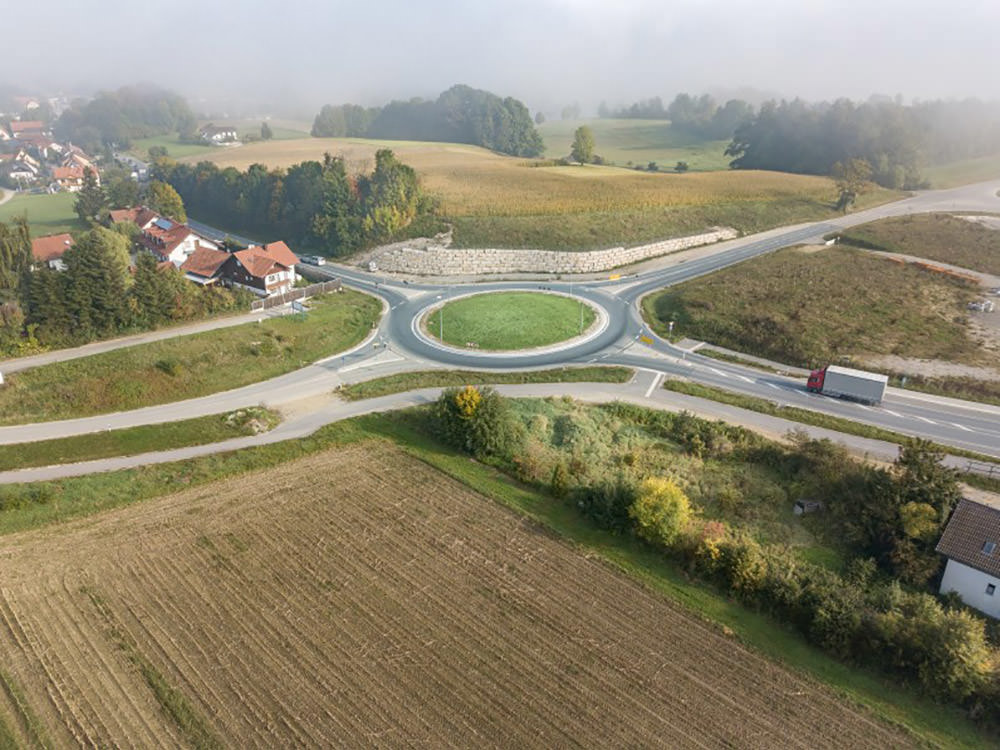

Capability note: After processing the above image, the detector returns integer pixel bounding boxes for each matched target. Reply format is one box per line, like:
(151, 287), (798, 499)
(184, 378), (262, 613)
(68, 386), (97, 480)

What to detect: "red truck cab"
(806, 367), (826, 392)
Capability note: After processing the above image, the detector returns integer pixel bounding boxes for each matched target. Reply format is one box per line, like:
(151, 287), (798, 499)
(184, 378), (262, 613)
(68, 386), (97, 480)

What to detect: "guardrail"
(964, 460), (1000, 480)
(250, 279), (342, 312)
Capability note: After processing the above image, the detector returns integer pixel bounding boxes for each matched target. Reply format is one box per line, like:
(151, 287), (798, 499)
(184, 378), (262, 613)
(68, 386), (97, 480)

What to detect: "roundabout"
(416, 290), (606, 355)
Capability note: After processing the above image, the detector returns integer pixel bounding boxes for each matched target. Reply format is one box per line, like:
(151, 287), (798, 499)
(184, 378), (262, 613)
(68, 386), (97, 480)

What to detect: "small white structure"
(937, 498), (1000, 619)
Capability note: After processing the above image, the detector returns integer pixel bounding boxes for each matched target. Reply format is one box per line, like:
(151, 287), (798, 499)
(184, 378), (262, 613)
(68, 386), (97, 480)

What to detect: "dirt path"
(0, 444), (919, 748)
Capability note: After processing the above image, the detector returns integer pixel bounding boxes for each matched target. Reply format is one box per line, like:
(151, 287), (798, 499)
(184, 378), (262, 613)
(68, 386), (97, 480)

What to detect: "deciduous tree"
(570, 125), (594, 164)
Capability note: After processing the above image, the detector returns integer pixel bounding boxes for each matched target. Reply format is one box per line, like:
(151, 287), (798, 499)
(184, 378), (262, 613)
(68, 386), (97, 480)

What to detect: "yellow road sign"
(639, 335), (653, 345)
(608, 273), (620, 280)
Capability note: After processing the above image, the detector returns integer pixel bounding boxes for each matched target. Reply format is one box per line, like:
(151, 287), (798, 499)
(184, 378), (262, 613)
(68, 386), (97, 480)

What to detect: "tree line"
(311, 84), (544, 158)
(156, 149), (433, 255)
(53, 84), (197, 153)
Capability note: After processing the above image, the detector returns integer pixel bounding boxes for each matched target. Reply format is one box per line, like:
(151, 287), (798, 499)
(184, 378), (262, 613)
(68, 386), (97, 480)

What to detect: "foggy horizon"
(5, 0), (999, 117)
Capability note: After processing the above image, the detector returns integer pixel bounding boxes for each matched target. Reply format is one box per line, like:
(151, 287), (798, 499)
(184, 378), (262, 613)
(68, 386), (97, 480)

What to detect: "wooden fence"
(250, 279), (342, 312)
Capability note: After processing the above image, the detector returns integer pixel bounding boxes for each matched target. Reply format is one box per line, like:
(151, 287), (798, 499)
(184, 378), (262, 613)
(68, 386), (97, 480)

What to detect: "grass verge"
(0, 407), (279, 471)
(0, 410), (990, 747)
(662, 379), (999, 464)
(338, 366), (632, 401)
(0, 290), (380, 425)
(84, 588), (221, 750)
(426, 292), (595, 350)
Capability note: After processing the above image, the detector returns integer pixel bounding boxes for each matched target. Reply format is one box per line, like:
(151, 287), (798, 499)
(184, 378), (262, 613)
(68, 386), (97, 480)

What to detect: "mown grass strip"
(0, 410), (990, 747)
(338, 366), (632, 401)
(0, 408), (280, 471)
(663, 379), (999, 464)
(0, 291), (380, 426)
(0, 665), (49, 749)
(83, 588), (221, 750)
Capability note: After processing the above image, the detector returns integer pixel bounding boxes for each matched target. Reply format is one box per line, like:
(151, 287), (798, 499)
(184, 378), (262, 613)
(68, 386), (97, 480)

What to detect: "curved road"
(1, 178), (999, 471)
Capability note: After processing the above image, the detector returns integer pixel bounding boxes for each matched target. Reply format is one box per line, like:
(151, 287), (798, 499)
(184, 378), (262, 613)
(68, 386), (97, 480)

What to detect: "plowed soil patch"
(0, 443), (914, 748)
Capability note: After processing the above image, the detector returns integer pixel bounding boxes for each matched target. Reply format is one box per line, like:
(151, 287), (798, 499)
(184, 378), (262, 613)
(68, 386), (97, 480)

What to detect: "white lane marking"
(645, 372), (664, 398)
(339, 355), (403, 373)
(913, 415), (937, 425)
(854, 403), (871, 411)
(707, 367), (728, 377)
(949, 422), (974, 432)
(764, 382), (781, 390)
(736, 374), (754, 383)
(882, 409), (902, 417)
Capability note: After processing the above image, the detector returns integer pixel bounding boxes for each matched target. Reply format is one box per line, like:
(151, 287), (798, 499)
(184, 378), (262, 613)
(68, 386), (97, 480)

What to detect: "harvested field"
(0, 443), (914, 748)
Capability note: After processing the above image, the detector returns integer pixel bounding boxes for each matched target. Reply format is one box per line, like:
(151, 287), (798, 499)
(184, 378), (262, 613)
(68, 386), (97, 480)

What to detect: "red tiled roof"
(181, 246), (230, 278)
(10, 121), (44, 134)
(234, 248), (286, 279)
(110, 206), (160, 227)
(31, 233), (74, 262)
(52, 166), (85, 181)
(937, 499), (1000, 577)
(259, 241), (298, 267)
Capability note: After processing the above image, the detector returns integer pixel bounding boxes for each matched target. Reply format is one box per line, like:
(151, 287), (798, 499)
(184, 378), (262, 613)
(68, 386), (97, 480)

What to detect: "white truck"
(806, 365), (888, 405)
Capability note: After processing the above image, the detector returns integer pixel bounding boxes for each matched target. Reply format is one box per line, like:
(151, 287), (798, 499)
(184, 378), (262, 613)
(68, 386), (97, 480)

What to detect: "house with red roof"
(180, 246), (230, 286)
(109, 205), (161, 231)
(51, 165), (96, 192)
(140, 216), (219, 267)
(224, 243), (298, 297)
(30, 233), (74, 270)
(0, 125), (11, 141)
(10, 120), (46, 139)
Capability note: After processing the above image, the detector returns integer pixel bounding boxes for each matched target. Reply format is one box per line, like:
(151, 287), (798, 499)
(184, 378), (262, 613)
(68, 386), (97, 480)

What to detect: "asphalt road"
(1, 178), (998, 468)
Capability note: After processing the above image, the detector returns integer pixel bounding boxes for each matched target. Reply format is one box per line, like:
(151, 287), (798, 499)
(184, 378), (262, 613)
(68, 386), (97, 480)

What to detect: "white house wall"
(940, 559), (1000, 619)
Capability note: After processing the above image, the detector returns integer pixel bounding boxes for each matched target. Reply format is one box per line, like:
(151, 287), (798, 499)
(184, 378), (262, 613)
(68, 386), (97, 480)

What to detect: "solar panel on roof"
(153, 217), (174, 230)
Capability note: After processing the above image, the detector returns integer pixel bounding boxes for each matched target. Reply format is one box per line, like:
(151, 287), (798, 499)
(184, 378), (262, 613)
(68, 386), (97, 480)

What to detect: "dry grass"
(0, 443), (915, 748)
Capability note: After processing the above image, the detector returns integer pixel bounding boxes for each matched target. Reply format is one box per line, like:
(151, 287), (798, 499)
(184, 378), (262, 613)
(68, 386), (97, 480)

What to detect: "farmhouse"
(198, 124), (238, 144)
(936, 498), (1000, 619)
(140, 217), (219, 267)
(30, 233), (74, 270)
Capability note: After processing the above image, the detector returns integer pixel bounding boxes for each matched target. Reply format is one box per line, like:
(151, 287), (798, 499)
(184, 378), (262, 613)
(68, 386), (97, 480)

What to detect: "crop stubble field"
(0, 443), (913, 748)
(185, 137), (899, 250)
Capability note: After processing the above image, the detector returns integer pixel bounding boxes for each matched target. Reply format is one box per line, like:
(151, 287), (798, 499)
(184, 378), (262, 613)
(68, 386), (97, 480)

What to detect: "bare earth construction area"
(0, 443), (912, 748)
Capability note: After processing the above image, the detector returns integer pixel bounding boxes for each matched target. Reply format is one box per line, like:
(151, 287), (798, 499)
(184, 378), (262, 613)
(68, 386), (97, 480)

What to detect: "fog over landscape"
(5, 0), (999, 112)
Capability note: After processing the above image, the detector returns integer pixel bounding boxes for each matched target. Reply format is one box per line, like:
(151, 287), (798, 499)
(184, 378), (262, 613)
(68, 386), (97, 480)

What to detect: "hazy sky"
(7, 0), (998, 115)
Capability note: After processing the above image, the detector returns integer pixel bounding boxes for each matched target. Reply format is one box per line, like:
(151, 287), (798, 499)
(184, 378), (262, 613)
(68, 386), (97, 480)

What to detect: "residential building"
(108, 205), (162, 231)
(62, 146), (96, 172)
(198, 124), (238, 143)
(0, 126), (11, 141)
(180, 246), (230, 286)
(51, 165), (95, 192)
(245, 241), (298, 281)
(937, 498), (1000, 619)
(225, 245), (295, 297)
(10, 120), (46, 139)
(141, 217), (218, 266)
(30, 233), (74, 270)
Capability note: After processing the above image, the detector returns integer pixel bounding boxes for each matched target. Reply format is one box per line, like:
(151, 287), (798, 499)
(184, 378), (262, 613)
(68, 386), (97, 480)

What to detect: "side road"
(1, 372), (992, 484)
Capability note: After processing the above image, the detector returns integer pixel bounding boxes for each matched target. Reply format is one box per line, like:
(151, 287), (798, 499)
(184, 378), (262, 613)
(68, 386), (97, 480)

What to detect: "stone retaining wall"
(372, 227), (738, 276)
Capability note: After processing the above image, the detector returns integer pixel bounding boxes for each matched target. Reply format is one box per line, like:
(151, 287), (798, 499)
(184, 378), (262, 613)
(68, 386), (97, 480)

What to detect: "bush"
(433, 385), (522, 458)
(573, 479), (634, 533)
(629, 477), (693, 549)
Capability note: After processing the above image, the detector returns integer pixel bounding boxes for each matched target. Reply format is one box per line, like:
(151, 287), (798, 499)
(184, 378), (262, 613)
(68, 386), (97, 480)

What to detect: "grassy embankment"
(839, 212), (1000, 276)
(643, 244), (1000, 403)
(923, 153), (1000, 188)
(0, 290), (379, 425)
(338, 366), (632, 400)
(536, 118), (731, 171)
(0, 407), (989, 748)
(426, 292), (595, 350)
(190, 137), (901, 252)
(0, 192), (85, 237)
(0, 407), (280, 471)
